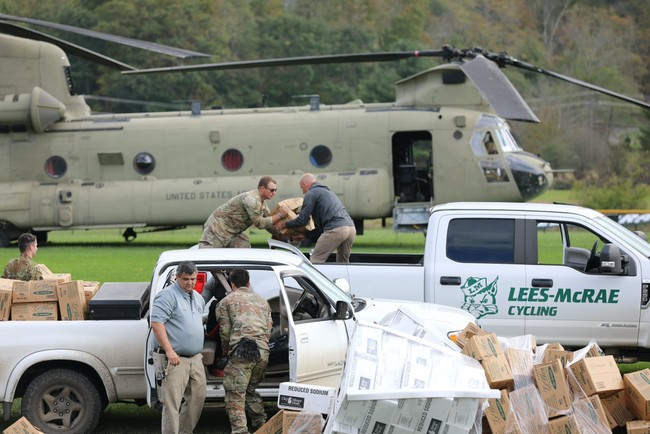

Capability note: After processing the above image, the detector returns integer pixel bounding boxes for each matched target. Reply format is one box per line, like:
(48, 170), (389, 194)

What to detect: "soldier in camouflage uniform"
(199, 176), (290, 248)
(217, 268), (272, 433)
(2, 233), (44, 281)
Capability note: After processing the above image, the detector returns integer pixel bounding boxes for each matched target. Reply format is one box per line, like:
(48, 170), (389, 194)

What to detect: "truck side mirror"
(335, 300), (352, 320)
(599, 244), (624, 275)
(634, 230), (648, 242)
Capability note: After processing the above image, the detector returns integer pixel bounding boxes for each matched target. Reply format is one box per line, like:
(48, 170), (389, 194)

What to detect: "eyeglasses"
(268, 188), (277, 192)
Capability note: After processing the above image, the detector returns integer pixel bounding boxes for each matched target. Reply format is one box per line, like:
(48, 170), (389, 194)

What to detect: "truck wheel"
(21, 369), (102, 434)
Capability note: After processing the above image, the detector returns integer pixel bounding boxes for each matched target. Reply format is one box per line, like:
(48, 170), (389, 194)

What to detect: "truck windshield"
(296, 260), (353, 305)
(595, 216), (650, 257)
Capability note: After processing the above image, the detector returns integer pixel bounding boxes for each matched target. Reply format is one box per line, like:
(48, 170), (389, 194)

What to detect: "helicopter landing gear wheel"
(0, 228), (9, 248)
(123, 227), (137, 242)
(34, 231), (48, 245)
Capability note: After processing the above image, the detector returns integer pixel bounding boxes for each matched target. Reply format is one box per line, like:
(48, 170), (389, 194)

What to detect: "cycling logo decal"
(460, 276), (499, 319)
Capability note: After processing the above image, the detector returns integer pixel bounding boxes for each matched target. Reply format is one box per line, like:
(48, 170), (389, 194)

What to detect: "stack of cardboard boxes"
(457, 323), (650, 434)
(0, 275), (99, 321)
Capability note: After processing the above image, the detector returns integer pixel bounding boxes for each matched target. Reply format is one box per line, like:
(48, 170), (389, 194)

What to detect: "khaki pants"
(310, 225), (356, 263)
(158, 353), (206, 434)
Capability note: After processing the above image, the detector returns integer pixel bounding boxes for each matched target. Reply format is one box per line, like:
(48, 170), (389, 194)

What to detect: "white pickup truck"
(1, 247), (473, 434)
(311, 202), (650, 356)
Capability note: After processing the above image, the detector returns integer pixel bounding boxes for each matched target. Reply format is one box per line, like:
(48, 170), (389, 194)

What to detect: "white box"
(336, 398), (398, 433)
(278, 382), (337, 414)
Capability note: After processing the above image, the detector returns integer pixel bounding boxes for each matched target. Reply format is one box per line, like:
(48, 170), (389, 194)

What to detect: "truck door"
(279, 272), (349, 387)
(524, 219), (640, 347)
(432, 215), (527, 336)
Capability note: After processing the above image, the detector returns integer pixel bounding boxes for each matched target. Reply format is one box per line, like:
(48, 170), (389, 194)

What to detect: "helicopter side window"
(133, 152), (156, 175)
(45, 156), (67, 179)
(222, 149), (244, 171)
(309, 145), (332, 168)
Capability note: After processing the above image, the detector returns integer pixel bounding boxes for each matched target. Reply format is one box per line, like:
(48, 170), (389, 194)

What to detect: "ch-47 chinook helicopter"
(0, 14), (649, 247)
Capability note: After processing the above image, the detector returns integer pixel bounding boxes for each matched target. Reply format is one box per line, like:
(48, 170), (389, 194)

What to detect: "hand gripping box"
(277, 382), (337, 414)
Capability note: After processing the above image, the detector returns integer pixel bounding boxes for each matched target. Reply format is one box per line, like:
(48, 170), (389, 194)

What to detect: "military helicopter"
(0, 14), (648, 247)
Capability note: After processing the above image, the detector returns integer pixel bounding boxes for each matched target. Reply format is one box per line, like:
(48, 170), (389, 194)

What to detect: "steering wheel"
(584, 240), (600, 272)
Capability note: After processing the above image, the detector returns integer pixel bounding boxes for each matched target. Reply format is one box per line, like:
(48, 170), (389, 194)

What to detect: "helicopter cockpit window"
(480, 160), (509, 183)
(133, 152), (156, 175)
(495, 127), (522, 153)
(471, 132), (499, 156)
(44, 156), (67, 179)
(309, 145), (332, 168)
(222, 149), (244, 171)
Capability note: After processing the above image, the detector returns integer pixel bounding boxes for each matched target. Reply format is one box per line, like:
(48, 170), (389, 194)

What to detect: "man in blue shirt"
(151, 261), (206, 434)
(276, 173), (356, 262)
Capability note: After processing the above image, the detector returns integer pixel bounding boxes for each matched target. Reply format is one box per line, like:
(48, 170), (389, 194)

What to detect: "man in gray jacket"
(276, 173), (356, 262)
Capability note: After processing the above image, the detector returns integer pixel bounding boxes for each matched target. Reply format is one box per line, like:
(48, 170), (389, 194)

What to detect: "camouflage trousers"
(223, 350), (270, 434)
(198, 229), (251, 249)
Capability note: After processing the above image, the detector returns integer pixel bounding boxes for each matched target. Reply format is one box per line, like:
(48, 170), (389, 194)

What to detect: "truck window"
(281, 275), (331, 322)
(537, 221), (607, 268)
(446, 218), (515, 263)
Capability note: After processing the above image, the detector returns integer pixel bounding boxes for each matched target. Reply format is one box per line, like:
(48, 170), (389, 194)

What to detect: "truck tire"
(21, 369), (102, 434)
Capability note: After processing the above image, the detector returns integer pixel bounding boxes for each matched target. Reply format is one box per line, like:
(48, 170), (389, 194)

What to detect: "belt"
(153, 347), (195, 358)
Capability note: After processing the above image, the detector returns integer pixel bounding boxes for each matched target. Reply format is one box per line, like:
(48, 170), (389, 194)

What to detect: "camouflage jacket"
(3, 256), (44, 281)
(217, 287), (272, 357)
(201, 189), (274, 246)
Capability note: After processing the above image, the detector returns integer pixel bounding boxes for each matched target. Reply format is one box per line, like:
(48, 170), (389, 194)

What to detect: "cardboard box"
(533, 359), (572, 418)
(0, 278), (18, 321)
(567, 355), (623, 397)
(601, 391), (633, 428)
(507, 385), (548, 434)
(272, 198), (315, 235)
(455, 322), (487, 349)
(83, 281), (100, 304)
(254, 410), (321, 434)
(336, 397), (397, 430)
(254, 409), (294, 434)
(484, 389), (510, 434)
(277, 382), (336, 414)
(11, 302), (58, 321)
(461, 333), (502, 360)
(57, 281), (88, 320)
(573, 395), (609, 431)
(543, 349), (573, 366)
(285, 412), (321, 434)
(13, 279), (59, 303)
(481, 353), (514, 389)
(2, 416), (43, 434)
(546, 415), (579, 434)
(624, 368), (650, 420)
(505, 347), (534, 388)
(627, 420), (650, 434)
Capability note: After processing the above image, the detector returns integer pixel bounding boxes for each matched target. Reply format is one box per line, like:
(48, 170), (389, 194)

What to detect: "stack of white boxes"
(325, 306), (500, 434)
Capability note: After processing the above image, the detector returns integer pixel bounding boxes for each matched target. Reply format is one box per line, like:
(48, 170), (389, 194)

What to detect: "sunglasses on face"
(268, 188), (277, 192)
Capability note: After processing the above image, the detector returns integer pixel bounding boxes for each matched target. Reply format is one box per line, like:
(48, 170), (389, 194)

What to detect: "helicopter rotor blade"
(0, 22), (136, 71)
(122, 49), (453, 75)
(0, 13), (210, 59)
(478, 50), (650, 111)
(460, 55), (539, 123)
